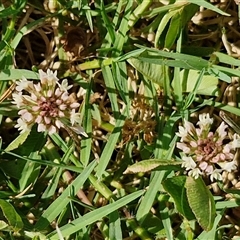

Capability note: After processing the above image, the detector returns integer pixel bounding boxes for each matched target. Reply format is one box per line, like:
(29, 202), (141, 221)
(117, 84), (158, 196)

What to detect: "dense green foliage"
(0, 0), (240, 239)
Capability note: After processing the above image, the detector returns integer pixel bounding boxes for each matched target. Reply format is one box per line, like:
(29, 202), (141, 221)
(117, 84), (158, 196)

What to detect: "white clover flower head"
(12, 69), (87, 136)
(176, 113), (240, 182)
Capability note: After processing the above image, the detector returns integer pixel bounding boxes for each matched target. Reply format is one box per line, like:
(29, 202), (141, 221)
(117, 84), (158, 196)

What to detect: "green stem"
(128, 0), (153, 28)
(78, 58), (113, 70)
(89, 174), (114, 200)
(127, 218), (152, 240)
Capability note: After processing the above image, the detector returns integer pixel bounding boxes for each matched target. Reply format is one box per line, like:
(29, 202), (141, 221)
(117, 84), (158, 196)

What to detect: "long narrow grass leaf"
(47, 190), (144, 238)
(96, 109), (127, 179)
(35, 160), (97, 230)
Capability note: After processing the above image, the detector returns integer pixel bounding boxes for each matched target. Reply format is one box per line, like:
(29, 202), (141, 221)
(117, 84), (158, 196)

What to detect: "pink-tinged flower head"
(176, 113), (239, 182)
(12, 69), (87, 136)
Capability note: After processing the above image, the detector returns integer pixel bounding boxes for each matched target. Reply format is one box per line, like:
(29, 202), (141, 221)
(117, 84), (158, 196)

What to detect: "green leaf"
(41, 144), (73, 199)
(0, 0), (26, 18)
(124, 159), (181, 174)
(145, 3), (183, 18)
(140, 213), (163, 234)
(0, 6), (19, 18)
(136, 119), (179, 222)
(213, 64), (240, 80)
(47, 190), (144, 239)
(95, 109), (127, 179)
(109, 211), (122, 240)
(164, 11), (181, 49)
(102, 65), (119, 118)
(216, 199), (240, 209)
(154, 9), (179, 47)
(112, 61), (130, 107)
(179, 69), (219, 96)
(35, 161), (97, 230)
(5, 130), (30, 152)
(85, 7), (93, 32)
(182, 69), (204, 109)
(136, 46), (210, 69)
(80, 80), (92, 166)
(213, 52), (240, 66)
(197, 212), (223, 240)
(11, 17), (49, 50)
(154, 8), (179, 48)
(0, 220), (8, 230)
(18, 152), (41, 192)
(186, 177), (216, 231)
(162, 176), (195, 220)
(136, 171), (165, 223)
(0, 159), (26, 180)
(128, 58), (164, 86)
(128, 0), (153, 28)
(202, 100), (240, 117)
(130, 47), (233, 82)
(0, 199), (23, 231)
(208, 67), (231, 83)
(100, 1), (115, 44)
(115, 49), (146, 62)
(4, 151), (84, 174)
(188, 0), (230, 16)
(112, 0), (132, 56)
(100, 2), (123, 51)
(0, 69), (39, 80)
(17, 125), (46, 155)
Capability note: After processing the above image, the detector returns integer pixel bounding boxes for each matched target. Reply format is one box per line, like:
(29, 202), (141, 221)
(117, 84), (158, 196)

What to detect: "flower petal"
(197, 113), (213, 127)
